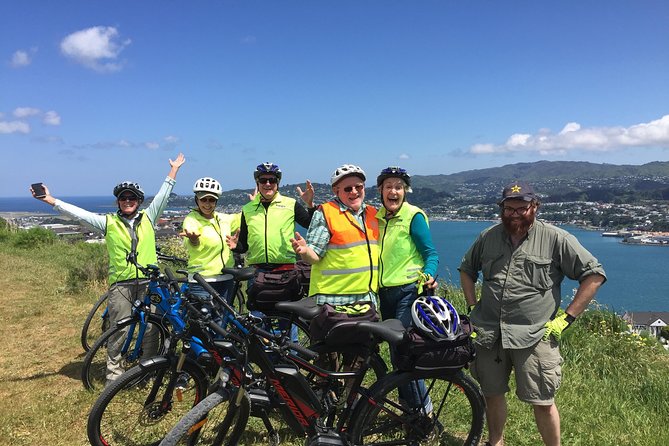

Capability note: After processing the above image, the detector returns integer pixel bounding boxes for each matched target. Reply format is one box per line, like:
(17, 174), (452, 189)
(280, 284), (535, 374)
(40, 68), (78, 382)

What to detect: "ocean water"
(431, 220), (669, 313)
(0, 196), (118, 214)
(2, 197), (667, 312)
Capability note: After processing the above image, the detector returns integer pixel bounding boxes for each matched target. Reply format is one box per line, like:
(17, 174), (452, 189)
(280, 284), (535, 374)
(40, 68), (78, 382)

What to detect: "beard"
(501, 211), (535, 237)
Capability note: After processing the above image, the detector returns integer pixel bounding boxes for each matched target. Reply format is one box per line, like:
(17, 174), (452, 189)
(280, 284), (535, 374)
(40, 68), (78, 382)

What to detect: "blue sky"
(2, 0), (669, 197)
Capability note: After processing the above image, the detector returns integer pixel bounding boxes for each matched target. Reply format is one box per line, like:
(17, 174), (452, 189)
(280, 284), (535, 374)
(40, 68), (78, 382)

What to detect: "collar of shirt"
(334, 198), (366, 216)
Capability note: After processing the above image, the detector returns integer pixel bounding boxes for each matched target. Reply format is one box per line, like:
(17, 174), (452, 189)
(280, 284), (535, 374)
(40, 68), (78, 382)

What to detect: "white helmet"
(193, 177), (222, 198)
(331, 164), (366, 186)
(411, 296), (461, 341)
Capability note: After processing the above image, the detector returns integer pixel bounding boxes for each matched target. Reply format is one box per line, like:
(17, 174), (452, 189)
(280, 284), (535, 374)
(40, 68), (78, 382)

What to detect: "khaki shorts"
(470, 338), (562, 405)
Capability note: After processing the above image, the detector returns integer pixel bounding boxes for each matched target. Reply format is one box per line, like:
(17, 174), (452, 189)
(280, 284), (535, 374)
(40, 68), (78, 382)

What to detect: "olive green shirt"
(459, 220), (606, 349)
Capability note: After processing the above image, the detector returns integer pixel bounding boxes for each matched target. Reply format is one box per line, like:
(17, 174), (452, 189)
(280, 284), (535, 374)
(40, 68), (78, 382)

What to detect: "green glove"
(543, 313), (574, 341)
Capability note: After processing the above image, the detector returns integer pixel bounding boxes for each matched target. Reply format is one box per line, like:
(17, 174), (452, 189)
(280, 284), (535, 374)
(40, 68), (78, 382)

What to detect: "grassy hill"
(1, 223), (668, 445)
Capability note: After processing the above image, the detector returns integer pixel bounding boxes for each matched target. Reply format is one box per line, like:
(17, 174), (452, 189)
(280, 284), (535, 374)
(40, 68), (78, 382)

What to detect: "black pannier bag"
(393, 315), (476, 372)
(309, 302), (380, 346)
(295, 260), (311, 299)
(246, 266), (302, 311)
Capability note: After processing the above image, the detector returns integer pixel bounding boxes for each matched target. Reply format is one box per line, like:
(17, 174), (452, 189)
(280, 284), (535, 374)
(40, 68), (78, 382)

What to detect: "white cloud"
(13, 107), (40, 118)
(145, 142), (160, 150)
(241, 35), (257, 44)
(0, 121), (30, 134)
(164, 135), (179, 144)
(10, 50), (32, 67)
(43, 111), (61, 126)
(468, 115), (669, 155)
(399, 153), (410, 160)
(60, 26), (131, 72)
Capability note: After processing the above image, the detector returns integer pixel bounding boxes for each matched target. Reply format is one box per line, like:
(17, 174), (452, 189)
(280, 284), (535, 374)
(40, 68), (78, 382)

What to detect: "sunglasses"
(198, 197), (218, 203)
(257, 177), (278, 184)
(118, 195), (138, 202)
(341, 184), (365, 193)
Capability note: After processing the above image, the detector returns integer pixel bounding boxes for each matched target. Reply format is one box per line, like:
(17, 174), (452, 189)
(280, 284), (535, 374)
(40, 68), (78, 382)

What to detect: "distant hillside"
(170, 160), (669, 207)
(410, 160), (669, 188)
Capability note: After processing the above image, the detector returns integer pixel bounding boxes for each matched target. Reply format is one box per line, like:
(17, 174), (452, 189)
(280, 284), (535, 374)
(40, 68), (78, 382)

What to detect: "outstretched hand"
(290, 231), (308, 255)
(170, 153), (186, 169)
(226, 229), (240, 250)
(248, 186), (258, 202)
(179, 228), (201, 245)
(296, 180), (315, 207)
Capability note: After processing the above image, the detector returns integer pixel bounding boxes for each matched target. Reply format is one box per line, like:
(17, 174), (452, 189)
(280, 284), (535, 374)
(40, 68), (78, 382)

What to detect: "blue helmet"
(254, 162), (282, 181)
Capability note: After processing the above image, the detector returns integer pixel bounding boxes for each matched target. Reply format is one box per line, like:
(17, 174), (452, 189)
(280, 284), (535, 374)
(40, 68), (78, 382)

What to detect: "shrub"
(64, 242), (108, 292)
(12, 226), (56, 248)
(158, 236), (188, 260)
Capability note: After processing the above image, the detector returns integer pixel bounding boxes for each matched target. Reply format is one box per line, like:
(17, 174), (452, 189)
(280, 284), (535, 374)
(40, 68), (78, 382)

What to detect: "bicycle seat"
(221, 267), (256, 281)
(357, 319), (406, 346)
(274, 298), (320, 320)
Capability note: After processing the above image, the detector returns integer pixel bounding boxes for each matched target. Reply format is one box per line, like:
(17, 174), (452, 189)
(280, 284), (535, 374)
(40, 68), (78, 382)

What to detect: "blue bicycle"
(79, 251), (187, 352)
(81, 260), (210, 390)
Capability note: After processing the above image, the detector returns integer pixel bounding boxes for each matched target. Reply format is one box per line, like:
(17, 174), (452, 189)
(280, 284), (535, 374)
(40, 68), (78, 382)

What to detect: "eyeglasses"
(198, 197), (218, 203)
(341, 184), (365, 193)
(257, 177), (278, 184)
(501, 205), (532, 216)
(118, 195), (138, 202)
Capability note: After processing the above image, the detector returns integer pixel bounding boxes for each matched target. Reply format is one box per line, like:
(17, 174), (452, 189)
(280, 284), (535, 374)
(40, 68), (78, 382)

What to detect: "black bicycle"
(159, 277), (484, 446)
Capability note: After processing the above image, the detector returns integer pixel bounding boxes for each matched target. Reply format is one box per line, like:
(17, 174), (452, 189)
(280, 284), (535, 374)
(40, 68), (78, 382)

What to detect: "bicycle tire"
(81, 291), (110, 352)
(350, 369), (485, 446)
(159, 387), (251, 446)
(87, 355), (209, 446)
(82, 315), (170, 390)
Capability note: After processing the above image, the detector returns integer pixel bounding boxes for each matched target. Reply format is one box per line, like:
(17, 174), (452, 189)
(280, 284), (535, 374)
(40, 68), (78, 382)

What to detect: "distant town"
(5, 160), (669, 246)
(4, 191), (669, 247)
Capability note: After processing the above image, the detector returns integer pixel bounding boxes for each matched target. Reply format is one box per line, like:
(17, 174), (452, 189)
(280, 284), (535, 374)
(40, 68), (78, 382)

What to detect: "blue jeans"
(188, 280), (235, 305)
(379, 282), (433, 413)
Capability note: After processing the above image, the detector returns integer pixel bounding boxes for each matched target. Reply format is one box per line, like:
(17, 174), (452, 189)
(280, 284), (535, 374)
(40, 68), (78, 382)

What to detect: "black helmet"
(113, 181), (145, 201)
(253, 162), (282, 181)
(376, 166), (411, 188)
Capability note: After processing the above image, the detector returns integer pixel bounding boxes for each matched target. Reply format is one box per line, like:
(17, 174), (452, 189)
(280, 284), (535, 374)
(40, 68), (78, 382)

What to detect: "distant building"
(622, 311), (669, 339)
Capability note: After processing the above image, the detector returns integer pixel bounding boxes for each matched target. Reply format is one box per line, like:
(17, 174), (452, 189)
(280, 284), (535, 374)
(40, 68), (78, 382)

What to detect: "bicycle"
(80, 251), (188, 352)
(81, 258), (200, 390)
(159, 275), (482, 446)
(85, 266), (318, 446)
(86, 267), (230, 446)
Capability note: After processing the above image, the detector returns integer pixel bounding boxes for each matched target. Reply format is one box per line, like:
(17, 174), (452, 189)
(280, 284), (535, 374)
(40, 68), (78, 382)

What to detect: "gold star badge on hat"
(511, 185), (522, 193)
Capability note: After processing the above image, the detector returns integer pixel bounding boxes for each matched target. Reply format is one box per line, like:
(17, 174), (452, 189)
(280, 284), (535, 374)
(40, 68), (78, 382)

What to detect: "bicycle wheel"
(351, 369), (485, 446)
(82, 315), (170, 390)
(159, 386), (251, 446)
(81, 292), (110, 352)
(87, 356), (208, 446)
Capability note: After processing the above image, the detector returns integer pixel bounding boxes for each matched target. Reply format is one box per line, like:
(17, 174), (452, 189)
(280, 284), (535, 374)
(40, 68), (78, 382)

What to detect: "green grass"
(1, 222), (668, 445)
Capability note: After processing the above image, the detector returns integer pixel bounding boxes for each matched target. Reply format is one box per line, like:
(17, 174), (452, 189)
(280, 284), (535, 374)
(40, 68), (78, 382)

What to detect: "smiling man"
(459, 181), (606, 446)
(291, 163), (379, 307)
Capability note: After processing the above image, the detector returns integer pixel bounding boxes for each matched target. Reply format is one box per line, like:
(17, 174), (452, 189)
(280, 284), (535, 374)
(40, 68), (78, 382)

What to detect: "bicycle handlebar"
(191, 272), (319, 360)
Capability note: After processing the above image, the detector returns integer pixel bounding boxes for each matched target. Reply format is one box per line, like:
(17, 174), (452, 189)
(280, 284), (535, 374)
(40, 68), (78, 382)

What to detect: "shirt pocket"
(522, 255), (554, 291)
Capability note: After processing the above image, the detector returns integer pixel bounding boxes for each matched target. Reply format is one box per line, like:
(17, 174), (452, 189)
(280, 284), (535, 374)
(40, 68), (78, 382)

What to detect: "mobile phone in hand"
(31, 183), (47, 198)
